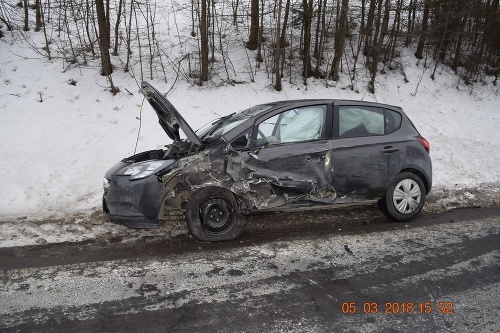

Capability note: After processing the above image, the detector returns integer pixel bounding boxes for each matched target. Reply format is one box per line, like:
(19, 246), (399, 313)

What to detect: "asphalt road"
(1, 206), (499, 332)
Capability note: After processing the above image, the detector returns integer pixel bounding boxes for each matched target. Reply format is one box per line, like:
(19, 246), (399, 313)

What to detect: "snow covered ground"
(1, 2), (499, 248)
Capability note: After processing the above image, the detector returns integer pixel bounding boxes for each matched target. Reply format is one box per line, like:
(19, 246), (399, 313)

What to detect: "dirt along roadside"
(0, 182), (498, 249)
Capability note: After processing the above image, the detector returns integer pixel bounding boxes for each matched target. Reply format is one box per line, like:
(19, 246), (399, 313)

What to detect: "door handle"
(380, 146), (399, 154)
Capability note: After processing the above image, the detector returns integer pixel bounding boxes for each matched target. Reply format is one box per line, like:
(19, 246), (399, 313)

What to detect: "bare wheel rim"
(392, 179), (422, 214)
(199, 198), (233, 233)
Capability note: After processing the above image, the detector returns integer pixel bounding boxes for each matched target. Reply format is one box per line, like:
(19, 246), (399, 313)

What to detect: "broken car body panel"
(103, 82), (432, 231)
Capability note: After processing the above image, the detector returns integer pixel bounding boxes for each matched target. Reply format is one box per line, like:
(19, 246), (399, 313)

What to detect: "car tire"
(379, 172), (426, 222)
(186, 187), (246, 241)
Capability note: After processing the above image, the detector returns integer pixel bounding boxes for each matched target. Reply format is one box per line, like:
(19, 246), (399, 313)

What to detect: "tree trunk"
(256, 0), (264, 63)
(415, 0), (430, 59)
(313, 0), (323, 58)
(275, 0), (283, 91)
(200, 0), (209, 82)
(364, 0), (376, 58)
(191, 0), (197, 36)
(105, 0), (110, 50)
(452, 13), (469, 72)
(246, 0), (259, 50)
(405, 0), (416, 46)
(95, 0), (113, 76)
(279, 0), (290, 48)
(35, 0), (42, 31)
(280, 0), (291, 79)
(360, 0), (366, 35)
(85, 0), (95, 56)
(368, 0), (385, 93)
(302, 0), (314, 79)
(124, 0), (134, 72)
(384, 0), (400, 64)
(40, 1), (51, 59)
(330, 0), (349, 81)
(113, 0), (124, 56)
(23, 0), (29, 31)
(211, 0), (215, 62)
(232, 0), (239, 25)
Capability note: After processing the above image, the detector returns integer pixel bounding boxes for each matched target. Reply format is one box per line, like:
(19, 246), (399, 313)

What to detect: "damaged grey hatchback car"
(103, 81), (432, 241)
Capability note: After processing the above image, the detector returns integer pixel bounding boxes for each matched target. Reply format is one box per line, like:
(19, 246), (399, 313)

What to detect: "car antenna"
(134, 96), (145, 155)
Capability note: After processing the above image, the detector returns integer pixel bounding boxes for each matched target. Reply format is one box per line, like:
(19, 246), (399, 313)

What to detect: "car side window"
(385, 109), (402, 134)
(256, 105), (327, 146)
(339, 106), (384, 138)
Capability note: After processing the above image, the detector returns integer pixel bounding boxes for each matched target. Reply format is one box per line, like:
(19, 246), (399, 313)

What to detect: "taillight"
(417, 136), (430, 154)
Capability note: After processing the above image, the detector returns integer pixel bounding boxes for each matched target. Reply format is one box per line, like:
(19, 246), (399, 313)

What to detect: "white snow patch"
(1, 3), (499, 248)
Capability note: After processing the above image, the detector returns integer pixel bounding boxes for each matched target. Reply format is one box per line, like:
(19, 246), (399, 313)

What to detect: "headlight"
(122, 160), (175, 180)
(103, 178), (110, 190)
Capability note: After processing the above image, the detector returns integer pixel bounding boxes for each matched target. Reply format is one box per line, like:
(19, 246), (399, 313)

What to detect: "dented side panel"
(237, 140), (336, 209)
(160, 139), (338, 214)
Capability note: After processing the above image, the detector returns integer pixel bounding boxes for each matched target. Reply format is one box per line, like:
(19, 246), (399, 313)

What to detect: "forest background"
(1, 0), (499, 93)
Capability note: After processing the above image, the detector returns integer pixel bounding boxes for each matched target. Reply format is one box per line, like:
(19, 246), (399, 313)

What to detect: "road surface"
(1, 206), (499, 332)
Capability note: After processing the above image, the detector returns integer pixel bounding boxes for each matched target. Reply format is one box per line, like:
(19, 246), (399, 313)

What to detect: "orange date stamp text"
(341, 301), (453, 314)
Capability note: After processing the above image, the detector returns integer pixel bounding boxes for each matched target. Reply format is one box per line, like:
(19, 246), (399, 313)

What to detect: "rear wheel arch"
(400, 168), (430, 194)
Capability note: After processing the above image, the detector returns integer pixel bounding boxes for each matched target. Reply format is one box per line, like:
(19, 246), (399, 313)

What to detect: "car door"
(330, 104), (403, 201)
(233, 103), (335, 210)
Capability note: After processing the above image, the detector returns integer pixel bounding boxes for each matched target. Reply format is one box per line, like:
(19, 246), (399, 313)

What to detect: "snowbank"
(1, 15), (500, 249)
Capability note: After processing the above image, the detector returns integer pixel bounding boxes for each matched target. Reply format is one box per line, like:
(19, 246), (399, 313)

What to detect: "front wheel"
(186, 187), (246, 241)
(379, 172), (426, 222)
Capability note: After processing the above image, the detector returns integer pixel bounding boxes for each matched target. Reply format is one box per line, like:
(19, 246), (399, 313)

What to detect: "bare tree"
(200, 0), (209, 82)
(23, 0), (29, 31)
(313, 0), (323, 58)
(40, 0), (51, 59)
(330, 0), (349, 81)
(246, 0), (259, 50)
(279, 0), (291, 79)
(451, 9), (469, 72)
(363, 0), (376, 62)
(302, 0), (314, 80)
(404, 0), (416, 47)
(96, 0), (113, 76)
(256, 0), (264, 63)
(275, 0), (283, 91)
(35, 0), (42, 31)
(415, 0), (431, 59)
(113, 0), (124, 56)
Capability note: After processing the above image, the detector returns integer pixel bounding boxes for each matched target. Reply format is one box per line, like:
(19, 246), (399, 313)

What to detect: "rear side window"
(385, 109), (402, 134)
(339, 106), (403, 138)
(339, 106), (384, 138)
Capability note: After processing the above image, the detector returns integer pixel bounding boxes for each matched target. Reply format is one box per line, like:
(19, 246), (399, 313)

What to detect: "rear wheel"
(186, 187), (246, 241)
(380, 172), (426, 222)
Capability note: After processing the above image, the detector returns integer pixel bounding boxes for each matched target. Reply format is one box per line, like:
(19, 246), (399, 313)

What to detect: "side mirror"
(224, 143), (237, 156)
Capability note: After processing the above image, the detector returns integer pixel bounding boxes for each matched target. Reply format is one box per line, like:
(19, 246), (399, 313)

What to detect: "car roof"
(260, 99), (403, 112)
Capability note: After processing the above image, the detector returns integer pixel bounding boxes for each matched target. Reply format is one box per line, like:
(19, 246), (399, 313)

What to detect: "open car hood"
(141, 81), (202, 145)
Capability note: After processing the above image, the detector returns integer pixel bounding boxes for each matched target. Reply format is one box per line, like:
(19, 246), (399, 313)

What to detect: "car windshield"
(197, 104), (274, 143)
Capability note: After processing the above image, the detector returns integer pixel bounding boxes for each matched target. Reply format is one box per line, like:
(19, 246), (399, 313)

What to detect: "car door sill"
(248, 200), (378, 215)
